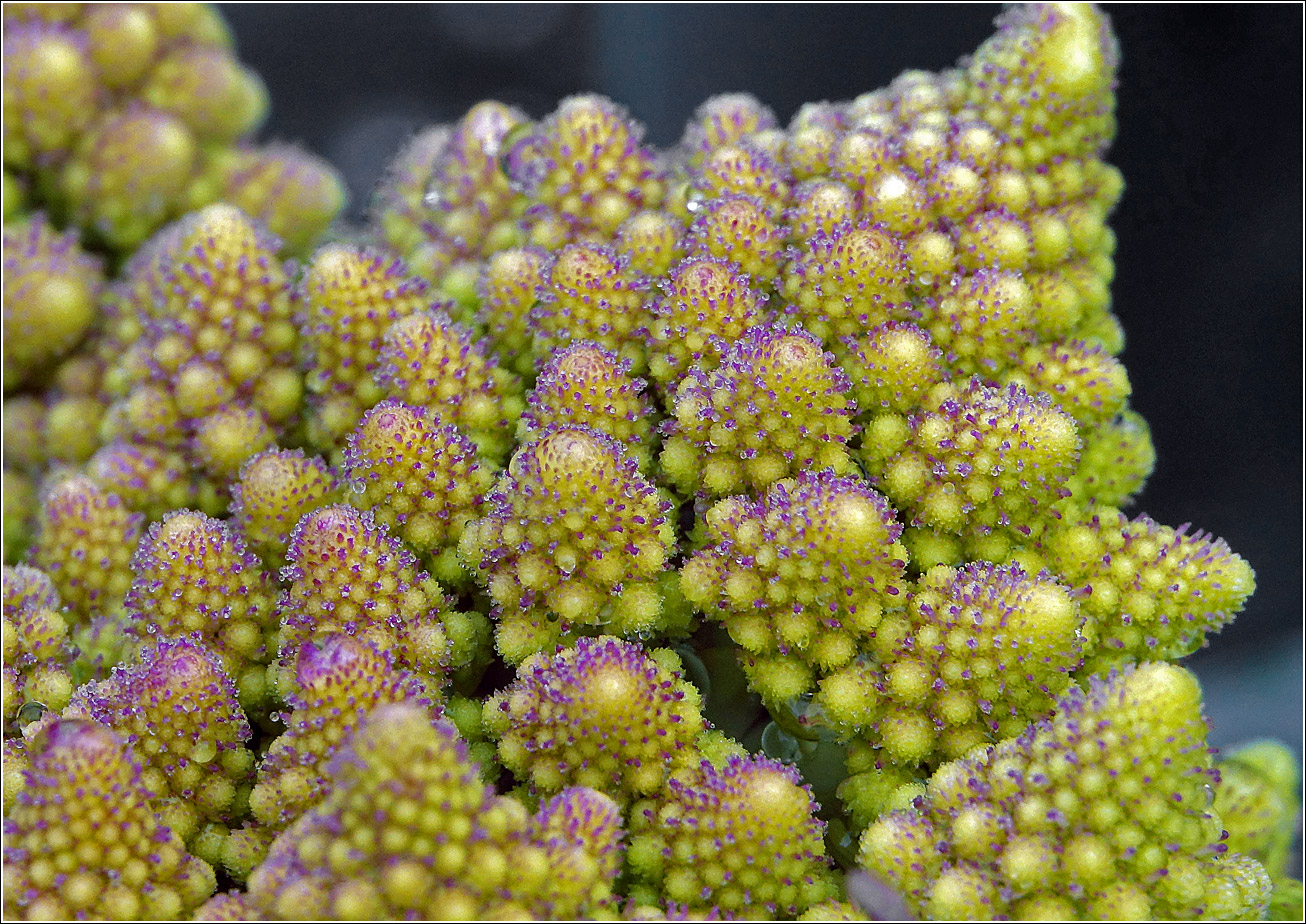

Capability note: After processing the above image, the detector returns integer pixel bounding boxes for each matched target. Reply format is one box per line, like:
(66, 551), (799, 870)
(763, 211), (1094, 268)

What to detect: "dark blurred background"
(219, 4), (1303, 757)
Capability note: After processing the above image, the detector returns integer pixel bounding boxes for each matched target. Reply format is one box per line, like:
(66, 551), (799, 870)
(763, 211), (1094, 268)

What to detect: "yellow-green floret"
(1040, 503), (1256, 674)
(123, 509), (277, 712)
(2, 212), (103, 390)
(780, 220), (910, 347)
(2, 565), (75, 723)
(505, 93), (665, 243)
(70, 634), (255, 839)
(485, 636), (708, 804)
(31, 473), (142, 623)
(248, 633), (439, 837)
(647, 254), (774, 391)
(276, 504), (471, 687)
(248, 702), (620, 919)
(875, 378), (1079, 547)
(3, 718), (217, 920)
(1214, 739), (1302, 879)
(660, 324), (857, 499)
(299, 245), (432, 449)
(374, 307), (525, 463)
(835, 562), (1081, 764)
(460, 426), (678, 663)
(682, 470), (907, 708)
(628, 753), (838, 917)
(229, 448), (342, 565)
(529, 240), (653, 373)
(859, 663), (1272, 921)
(342, 399), (494, 583)
(519, 341), (656, 469)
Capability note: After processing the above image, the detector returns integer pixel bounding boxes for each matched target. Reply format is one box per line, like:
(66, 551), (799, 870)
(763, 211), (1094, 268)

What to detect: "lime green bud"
(461, 427), (675, 663)
(2, 213), (103, 389)
(530, 241), (652, 373)
(1064, 408), (1155, 508)
(230, 448), (342, 566)
(2, 19), (98, 170)
(520, 342), (654, 469)
(143, 45), (267, 143)
(647, 255), (772, 389)
(1214, 740), (1301, 877)
(615, 209), (686, 278)
(250, 634), (440, 834)
(300, 245), (431, 448)
(32, 474), (141, 622)
(877, 378), (1079, 541)
(476, 245), (551, 377)
(629, 754), (837, 917)
(62, 107), (198, 250)
(222, 144), (345, 254)
(343, 400), (494, 578)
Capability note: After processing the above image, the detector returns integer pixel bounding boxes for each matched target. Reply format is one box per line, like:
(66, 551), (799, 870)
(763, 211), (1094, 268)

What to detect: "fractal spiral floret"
(1, 3), (1298, 921)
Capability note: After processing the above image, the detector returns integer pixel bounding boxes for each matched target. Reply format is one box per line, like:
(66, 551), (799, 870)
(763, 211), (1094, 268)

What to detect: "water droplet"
(761, 720), (800, 762)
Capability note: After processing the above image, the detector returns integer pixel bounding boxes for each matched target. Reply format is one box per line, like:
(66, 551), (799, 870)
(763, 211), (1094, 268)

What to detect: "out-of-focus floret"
(31, 473), (142, 623)
(505, 93), (665, 243)
(2, 212), (103, 390)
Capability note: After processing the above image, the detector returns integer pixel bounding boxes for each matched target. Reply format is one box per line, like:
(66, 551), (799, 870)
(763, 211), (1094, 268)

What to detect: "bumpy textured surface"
(683, 470), (908, 708)
(628, 754), (839, 917)
(248, 634), (439, 837)
(520, 341), (656, 468)
(229, 448), (342, 564)
(660, 324), (857, 498)
(2, 212), (103, 389)
(3, 719), (216, 920)
(124, 509), (277, 710)
(2, 2), (342, 252)
(0, 4), (1294, 921)
(70, 635), (255, 839)
(276, 504), (466, 686)
(485, 637), (708, 804)
(248, 702), (621, 919)
(31, 473), (142, 622)
(343, 399), (494, 582)
(460, 426), (678, 663)
(374, 308), (524, 462)
(300, 246), (433, 449)
(859, 664), (1271, 920)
